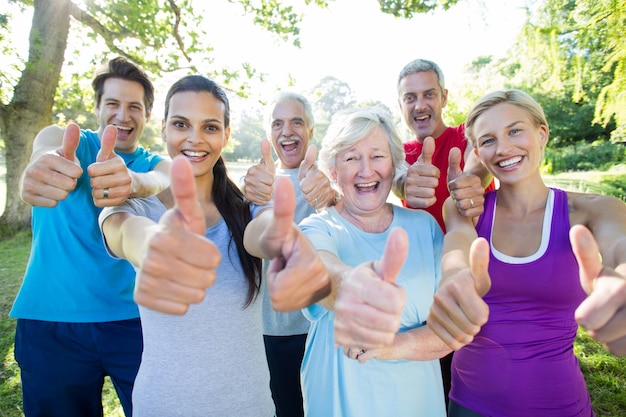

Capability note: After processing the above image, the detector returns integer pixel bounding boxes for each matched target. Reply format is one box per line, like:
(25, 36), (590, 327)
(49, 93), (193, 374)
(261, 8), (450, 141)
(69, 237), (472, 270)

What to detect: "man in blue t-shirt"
(11, 57), (171, 417)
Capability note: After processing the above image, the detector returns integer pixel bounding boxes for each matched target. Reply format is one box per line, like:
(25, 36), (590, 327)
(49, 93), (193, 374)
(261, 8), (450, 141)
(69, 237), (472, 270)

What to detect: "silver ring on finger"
(314, 197), (318, 206)
(469, 198), (474, 208)
(103, 188), (109, 199)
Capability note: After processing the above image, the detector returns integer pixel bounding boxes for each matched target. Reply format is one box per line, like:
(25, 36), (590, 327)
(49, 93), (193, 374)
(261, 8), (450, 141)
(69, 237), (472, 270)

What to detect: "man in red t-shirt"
(392, 59), (495, 412)
(393, 59), (495, 232)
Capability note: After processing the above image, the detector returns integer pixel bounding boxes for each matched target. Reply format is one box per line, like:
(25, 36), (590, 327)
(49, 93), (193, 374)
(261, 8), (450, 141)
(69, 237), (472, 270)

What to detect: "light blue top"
(262, 167), (316, 336)
(99, 195), (275, 416)
(10, 129), (163, 322)
(299, 205), (446, 417)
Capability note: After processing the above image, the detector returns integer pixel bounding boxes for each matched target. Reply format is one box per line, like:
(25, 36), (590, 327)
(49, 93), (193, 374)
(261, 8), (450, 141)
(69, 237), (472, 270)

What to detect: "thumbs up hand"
(88, 125), (133, 207)
(59, 123), (81, 163)
(134, 156), (221, 315)
(257, 176), (330, 311)
(428, 237), (491, 350)
(334, 228), (409, 350)
(447, 147), (485, 217)
(299, 144), (335, 210)
(21, 123), (83, 207)
(243, 139), (276, 205)
(571, 225), (626, 356)
(404, 136), (439, 209)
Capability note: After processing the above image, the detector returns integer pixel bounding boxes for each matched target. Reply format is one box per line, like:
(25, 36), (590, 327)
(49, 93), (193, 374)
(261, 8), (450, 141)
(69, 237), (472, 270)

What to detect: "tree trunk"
(0, 0), (71, 233)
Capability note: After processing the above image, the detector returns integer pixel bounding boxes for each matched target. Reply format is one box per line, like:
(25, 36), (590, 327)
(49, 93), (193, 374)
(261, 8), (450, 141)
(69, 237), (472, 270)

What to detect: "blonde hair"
(465, 89), (549, 148)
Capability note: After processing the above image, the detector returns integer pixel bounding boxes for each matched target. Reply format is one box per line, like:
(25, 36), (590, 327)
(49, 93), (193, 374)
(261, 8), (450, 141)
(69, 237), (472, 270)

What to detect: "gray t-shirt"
(262, 168), (317, 336)
(100, 196), (274, 416)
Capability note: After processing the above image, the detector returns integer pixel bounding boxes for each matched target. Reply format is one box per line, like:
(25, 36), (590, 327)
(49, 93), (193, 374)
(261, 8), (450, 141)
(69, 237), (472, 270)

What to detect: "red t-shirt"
(402, 125), (495, 232)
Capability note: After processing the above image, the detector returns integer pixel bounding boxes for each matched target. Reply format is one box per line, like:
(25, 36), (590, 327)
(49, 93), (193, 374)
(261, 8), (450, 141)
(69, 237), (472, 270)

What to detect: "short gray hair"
(319, 106), (407, 183)
(397, 58), (445, 92)
(265, 91), (315, 136)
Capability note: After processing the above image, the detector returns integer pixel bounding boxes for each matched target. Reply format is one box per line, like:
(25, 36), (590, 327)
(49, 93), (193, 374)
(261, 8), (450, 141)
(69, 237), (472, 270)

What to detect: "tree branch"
(168, 0), (192, 63)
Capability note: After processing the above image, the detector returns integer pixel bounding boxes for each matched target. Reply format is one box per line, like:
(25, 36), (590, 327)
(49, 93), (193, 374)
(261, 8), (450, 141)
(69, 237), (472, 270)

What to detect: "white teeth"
(115, 125), (132, 131)
(499, 156), (522, 167)
(356, 182), (377, 188)
(182, 150), (208, 157)
(281, 140), (296, 146)
(415, 115), (428, 121)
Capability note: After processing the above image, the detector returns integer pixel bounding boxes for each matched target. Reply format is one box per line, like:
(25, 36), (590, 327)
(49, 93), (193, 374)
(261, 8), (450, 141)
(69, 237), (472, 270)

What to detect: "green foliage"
(235, 0), (307, 47)
(52, 72), (98, 128)
(536, 92), (616, 145)
(140, 120), (166, 155)
(447, 0), (625, 151)
(544, 140), (625, 173)
(377, 0), (461, 17)
(225, 106), (266, 162)
(0, 6), (25, 106)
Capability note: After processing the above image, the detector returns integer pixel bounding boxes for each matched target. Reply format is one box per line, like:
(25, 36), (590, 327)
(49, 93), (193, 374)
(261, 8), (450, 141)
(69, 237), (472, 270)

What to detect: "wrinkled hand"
(88, 125), (133, 207)
(343, 344), (391, 364)
(405, 137), (439, 209)
(447, 147), (485, 218)
(243, 139), (276, 205)
(428, 238), (491, 350)
(134, 156), (221, 315)
(334, 228), (408, 350)
(299, 145), (334, 210)
(21, 123), (83, 207)
(571, 225), (626, 356)
(262, 176), (330, 311)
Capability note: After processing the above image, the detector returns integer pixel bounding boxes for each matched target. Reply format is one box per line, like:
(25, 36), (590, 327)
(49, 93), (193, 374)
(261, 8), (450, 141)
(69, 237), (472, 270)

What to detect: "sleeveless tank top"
(450, 188), (594, 417)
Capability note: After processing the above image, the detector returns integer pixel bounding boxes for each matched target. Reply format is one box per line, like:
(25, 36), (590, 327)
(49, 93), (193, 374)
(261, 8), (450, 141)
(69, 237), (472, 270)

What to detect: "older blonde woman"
(299, 106), (451, 417)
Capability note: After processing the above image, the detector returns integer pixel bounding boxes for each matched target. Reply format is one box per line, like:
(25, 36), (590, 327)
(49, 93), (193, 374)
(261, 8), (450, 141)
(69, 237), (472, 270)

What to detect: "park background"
(1, 0), (625, 415)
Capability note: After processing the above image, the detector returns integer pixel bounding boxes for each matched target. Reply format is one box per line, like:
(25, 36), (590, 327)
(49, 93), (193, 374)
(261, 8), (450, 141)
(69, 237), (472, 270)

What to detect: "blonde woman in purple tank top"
(427, 89), (626, 417)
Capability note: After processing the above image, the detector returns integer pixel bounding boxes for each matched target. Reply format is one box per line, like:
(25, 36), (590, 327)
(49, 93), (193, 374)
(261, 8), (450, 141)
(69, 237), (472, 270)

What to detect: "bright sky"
(4, 0), (531, 111)
(197, 0), (531, 109)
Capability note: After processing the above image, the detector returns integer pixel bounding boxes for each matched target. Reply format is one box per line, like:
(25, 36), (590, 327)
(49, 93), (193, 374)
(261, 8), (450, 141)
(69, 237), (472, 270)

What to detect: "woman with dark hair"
(99, 75), (327, 416)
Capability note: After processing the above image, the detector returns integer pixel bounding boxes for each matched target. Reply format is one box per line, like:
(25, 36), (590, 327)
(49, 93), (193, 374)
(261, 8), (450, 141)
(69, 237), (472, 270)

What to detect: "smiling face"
(331, 127), (394, 217)
(397, 70), (448, 142)
(162, 91), (230, 179)
(269, 98), (313, 169)
(95, 78), (151, 154)
(473, 102), (548, 186)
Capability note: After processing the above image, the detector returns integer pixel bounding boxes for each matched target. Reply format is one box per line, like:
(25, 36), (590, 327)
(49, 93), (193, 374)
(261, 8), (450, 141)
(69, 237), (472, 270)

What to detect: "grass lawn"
(542, 165), (626, 202)
(0, 232), (123, 416)
(1, 168), (625, 416)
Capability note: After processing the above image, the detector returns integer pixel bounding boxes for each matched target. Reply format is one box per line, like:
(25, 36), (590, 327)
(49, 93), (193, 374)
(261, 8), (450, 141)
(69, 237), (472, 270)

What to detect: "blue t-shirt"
(10, 129), (164, 322)
(299, 205), (446, 417)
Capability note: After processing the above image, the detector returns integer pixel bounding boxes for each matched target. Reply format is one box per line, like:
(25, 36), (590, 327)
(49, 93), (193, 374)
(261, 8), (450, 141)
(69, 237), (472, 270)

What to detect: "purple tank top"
(450, 188), (594, 417)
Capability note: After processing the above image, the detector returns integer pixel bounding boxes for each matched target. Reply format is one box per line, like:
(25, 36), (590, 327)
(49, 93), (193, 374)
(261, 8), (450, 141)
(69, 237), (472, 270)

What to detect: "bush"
(544, 140), (626, 173)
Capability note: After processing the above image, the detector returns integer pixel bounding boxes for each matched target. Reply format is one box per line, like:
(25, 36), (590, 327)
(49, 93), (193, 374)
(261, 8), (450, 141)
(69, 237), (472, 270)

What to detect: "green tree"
(449, 0), (624, 149)
(308, 76), (357, 144)
(0, 0), (325, 232)
(226, 105), (266, 162)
